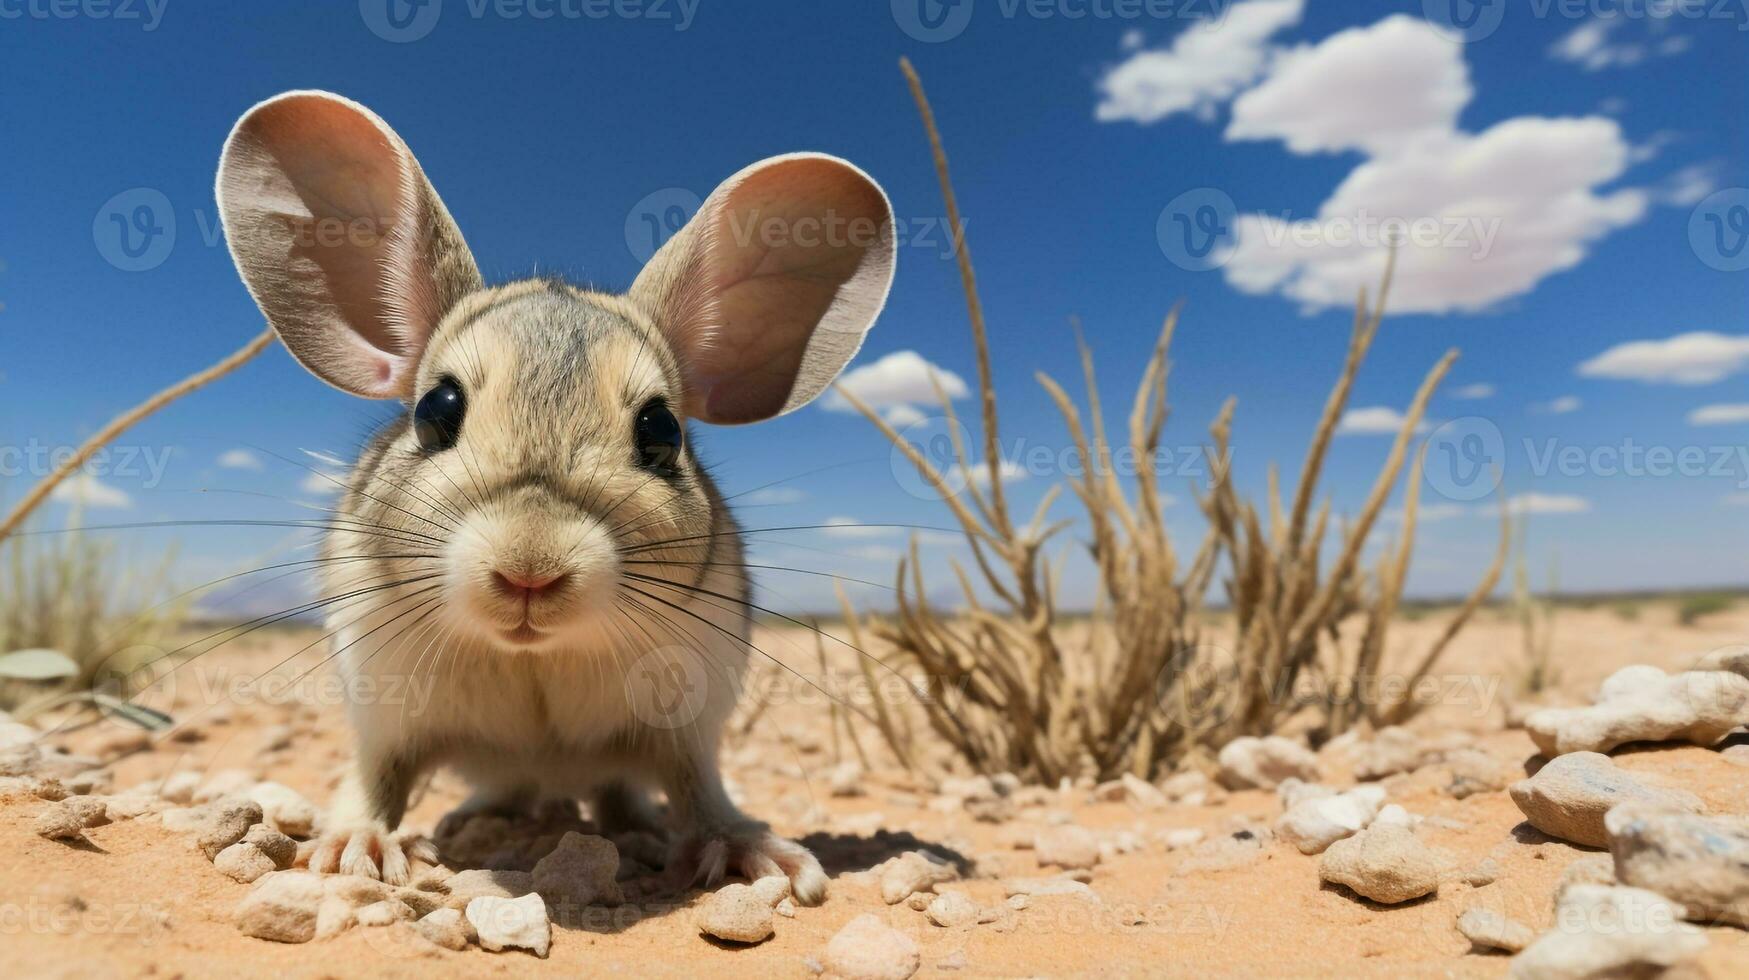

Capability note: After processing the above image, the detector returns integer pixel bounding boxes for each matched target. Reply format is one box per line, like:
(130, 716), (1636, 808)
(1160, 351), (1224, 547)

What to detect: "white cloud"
(881, 404), (928, 429)
(217, 448), (263, 471)
(1549, 16), (1690, 72)
(1227, 16), (1470, 156)
(1689, 404), (1749, 426)
(822, 351), (968, 424)
(1507, 492), (1591, 516)
(944, 459), (1027, 489)
(1450, 383), (1495, 400)
(1385, 502), (1468, 523)
(51, 474), (132, 510)
(1190, 15), (1650, 315)
(1577, 333), (1749, 385)
(1336, 406), (1426, 436)
(821, 516), (895, 539)
(1094, 0), (1304, 124)
(1532, 395), (1582, 415)
(1655, 164), (1720, 207)
(820, 516), (960, 547)
(300, 471), (346, 495)
(739, 487), (805, 505)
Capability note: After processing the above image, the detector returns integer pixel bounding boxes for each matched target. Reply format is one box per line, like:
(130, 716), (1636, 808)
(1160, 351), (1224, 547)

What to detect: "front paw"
(299, 824), (436, 885)
(668, 822), (828, 906)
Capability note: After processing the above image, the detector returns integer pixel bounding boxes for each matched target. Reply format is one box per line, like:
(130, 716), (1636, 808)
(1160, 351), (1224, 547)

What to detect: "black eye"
(413, 377), (466, 453)
(635, 399), (684, 475)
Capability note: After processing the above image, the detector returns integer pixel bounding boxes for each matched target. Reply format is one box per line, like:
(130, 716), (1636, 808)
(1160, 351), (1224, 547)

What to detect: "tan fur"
(215, 91), (896, 900)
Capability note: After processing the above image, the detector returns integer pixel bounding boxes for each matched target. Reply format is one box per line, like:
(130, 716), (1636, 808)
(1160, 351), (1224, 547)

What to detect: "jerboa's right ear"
(216, 91), (481, 400)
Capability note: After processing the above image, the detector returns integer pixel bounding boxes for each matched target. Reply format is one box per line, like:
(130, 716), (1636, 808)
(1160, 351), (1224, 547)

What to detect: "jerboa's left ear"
(628, 154), (897, 425)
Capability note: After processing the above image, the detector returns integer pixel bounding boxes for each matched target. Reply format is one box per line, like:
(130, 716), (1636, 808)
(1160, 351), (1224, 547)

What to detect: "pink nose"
(490, 569), (569, 597)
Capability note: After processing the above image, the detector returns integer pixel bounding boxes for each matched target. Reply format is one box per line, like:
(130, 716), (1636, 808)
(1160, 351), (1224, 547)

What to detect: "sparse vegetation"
(836, 62), (1508, 783)
(1513, 522), (1560, 695)
(0, 329), (272, 721)
(1677, 593), (1734, 627)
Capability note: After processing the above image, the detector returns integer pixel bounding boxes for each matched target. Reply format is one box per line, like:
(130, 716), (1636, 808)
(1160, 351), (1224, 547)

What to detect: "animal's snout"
(489, 568), (572, 599)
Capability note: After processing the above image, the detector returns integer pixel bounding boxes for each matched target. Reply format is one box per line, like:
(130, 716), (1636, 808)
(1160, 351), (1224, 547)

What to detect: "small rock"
(395, 886), (446, 918)
(416, 910), (479, 952)
(751, 875), (791, 908)
(1033, 826), (1100, 870)
(255, 724), (294, 754)
(1606, 803), (1749, 927)
(465, 893), (550, 957)
(243, 824), (297, 868)
(33, 802), (87, 840)
(1174, 825), (1269, 874)
(215, 842), (279, 884)
(315, 896), (357, 940)
(103, 792), (159, 821)
(1508, 885), (1705, 978)
(1445, 748), (1511, 799)
(248, 782), (318, 838)
(938, 949), (968, 970)
(235, 871), (325, 943)
(60, 795), (110, 828)
(1160, 770), (1222, 806)
(1556, 854), (1617, 901)
(879, 850), (958, 904)
(1458, 907), (1535, 953)
(356, 899), (415, 927)
(822, 914), (921, 980)
(1465, 858), (1501, 888)
(531, 831), (622, 907)
(828, 761), (865, 797)
(1354, 727), (1426, 780)
(1524, 667), (1749, 756)
(1372, 804), (1416, 829)
(198, 799), (265, 859)
(1002, 876), (1099, 901)
(1508, 752), (1703, 848)
(775, 898), (796, 917)
(193, 769), (257, 804)
(696, 882), (774, 944)
(1276, 785), (1386, 855)
(155, 771), (200, 804)
(925, 890), (979, 928)
(1119, 773), (1166, 810)
(414, 907), (475, 950)
(1217, 736), (1318, 790)
(1157, 828), (1206, 851)
(1319, 823), (1442, 905)
(444, 868), (535, 907)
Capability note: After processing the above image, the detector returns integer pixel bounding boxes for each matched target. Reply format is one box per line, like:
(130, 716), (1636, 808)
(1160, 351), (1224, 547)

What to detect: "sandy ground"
(3, 601), (1748, 978)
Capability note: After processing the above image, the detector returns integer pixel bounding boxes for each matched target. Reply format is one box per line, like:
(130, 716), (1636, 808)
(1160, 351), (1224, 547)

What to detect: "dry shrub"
(0, 328), (273, 718)
(0, 515), (186, 716)
(835, 62), (1507, 783)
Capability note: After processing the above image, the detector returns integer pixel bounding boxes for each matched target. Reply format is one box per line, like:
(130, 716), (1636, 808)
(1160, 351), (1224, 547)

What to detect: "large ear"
(628, 154), (896, 425)
(216, 91), (481, 399)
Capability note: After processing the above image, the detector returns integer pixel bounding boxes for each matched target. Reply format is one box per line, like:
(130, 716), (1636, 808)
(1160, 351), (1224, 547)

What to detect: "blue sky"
(1, 0), (1744, 614)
